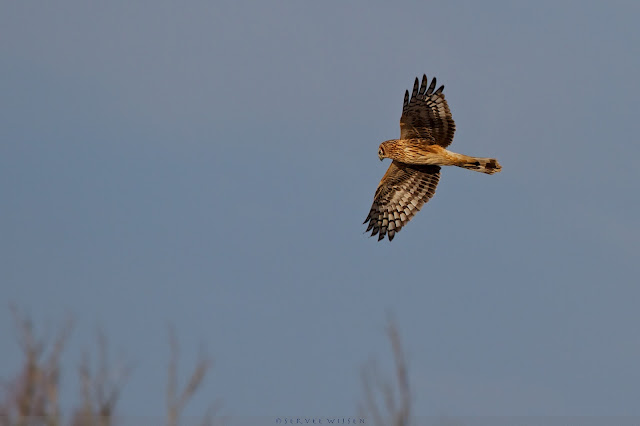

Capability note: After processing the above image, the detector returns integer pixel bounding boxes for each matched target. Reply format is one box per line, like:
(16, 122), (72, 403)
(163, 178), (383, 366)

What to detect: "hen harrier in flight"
(364, 74), (502, 241)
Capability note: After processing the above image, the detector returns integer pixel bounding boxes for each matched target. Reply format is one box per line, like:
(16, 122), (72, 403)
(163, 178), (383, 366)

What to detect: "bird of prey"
(364, 74), (502, 241)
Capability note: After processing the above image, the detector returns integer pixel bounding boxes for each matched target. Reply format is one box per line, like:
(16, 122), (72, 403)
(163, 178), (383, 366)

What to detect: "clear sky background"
(2, 0), (639, 421)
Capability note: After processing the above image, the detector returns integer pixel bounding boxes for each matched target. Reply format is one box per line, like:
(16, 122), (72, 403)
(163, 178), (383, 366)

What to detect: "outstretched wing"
(364, 161), (440, 241)
(400, 75), (456, 147)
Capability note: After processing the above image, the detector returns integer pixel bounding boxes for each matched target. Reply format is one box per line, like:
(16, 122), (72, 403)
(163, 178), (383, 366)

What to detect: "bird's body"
(379, 139), (501, 173)
(364, 75), (502, 241)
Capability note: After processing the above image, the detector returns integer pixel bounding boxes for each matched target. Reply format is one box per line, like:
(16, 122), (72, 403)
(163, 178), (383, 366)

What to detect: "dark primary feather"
(400, 74), (456, 147)
(364, 162), (440, 241)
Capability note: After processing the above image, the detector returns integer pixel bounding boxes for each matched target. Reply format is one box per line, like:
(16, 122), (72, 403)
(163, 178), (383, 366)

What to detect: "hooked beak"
(378, 154), (383, 161)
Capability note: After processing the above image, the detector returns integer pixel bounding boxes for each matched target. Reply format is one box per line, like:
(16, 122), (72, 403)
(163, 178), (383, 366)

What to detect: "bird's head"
(378, 140), (394, 161)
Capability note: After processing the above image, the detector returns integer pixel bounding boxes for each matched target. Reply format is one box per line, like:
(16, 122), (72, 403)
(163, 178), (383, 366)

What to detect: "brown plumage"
(364, 75), (502, 241)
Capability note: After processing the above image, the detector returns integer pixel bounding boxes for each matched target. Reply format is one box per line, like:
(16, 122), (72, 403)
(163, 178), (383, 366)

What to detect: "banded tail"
(459, 157), (502, 175)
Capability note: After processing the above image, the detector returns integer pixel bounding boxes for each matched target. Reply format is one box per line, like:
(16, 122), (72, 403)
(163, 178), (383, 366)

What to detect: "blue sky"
(2, 0), (639, 420)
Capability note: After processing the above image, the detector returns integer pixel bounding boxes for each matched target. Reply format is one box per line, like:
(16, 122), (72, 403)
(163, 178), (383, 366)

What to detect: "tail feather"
(460, 157), (502, 175)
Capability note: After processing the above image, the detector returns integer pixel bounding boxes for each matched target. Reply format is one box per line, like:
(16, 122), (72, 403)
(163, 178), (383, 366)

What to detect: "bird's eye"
(379, 148), (384, 156)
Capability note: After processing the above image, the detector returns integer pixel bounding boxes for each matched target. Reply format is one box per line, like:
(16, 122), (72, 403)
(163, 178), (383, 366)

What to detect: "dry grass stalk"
(166, 327), (213, 426)
(1, 306), (72, 426)
(1, 308), (219, 426)
(70, 331), (132, 426)
(359, 317), (412, 426)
